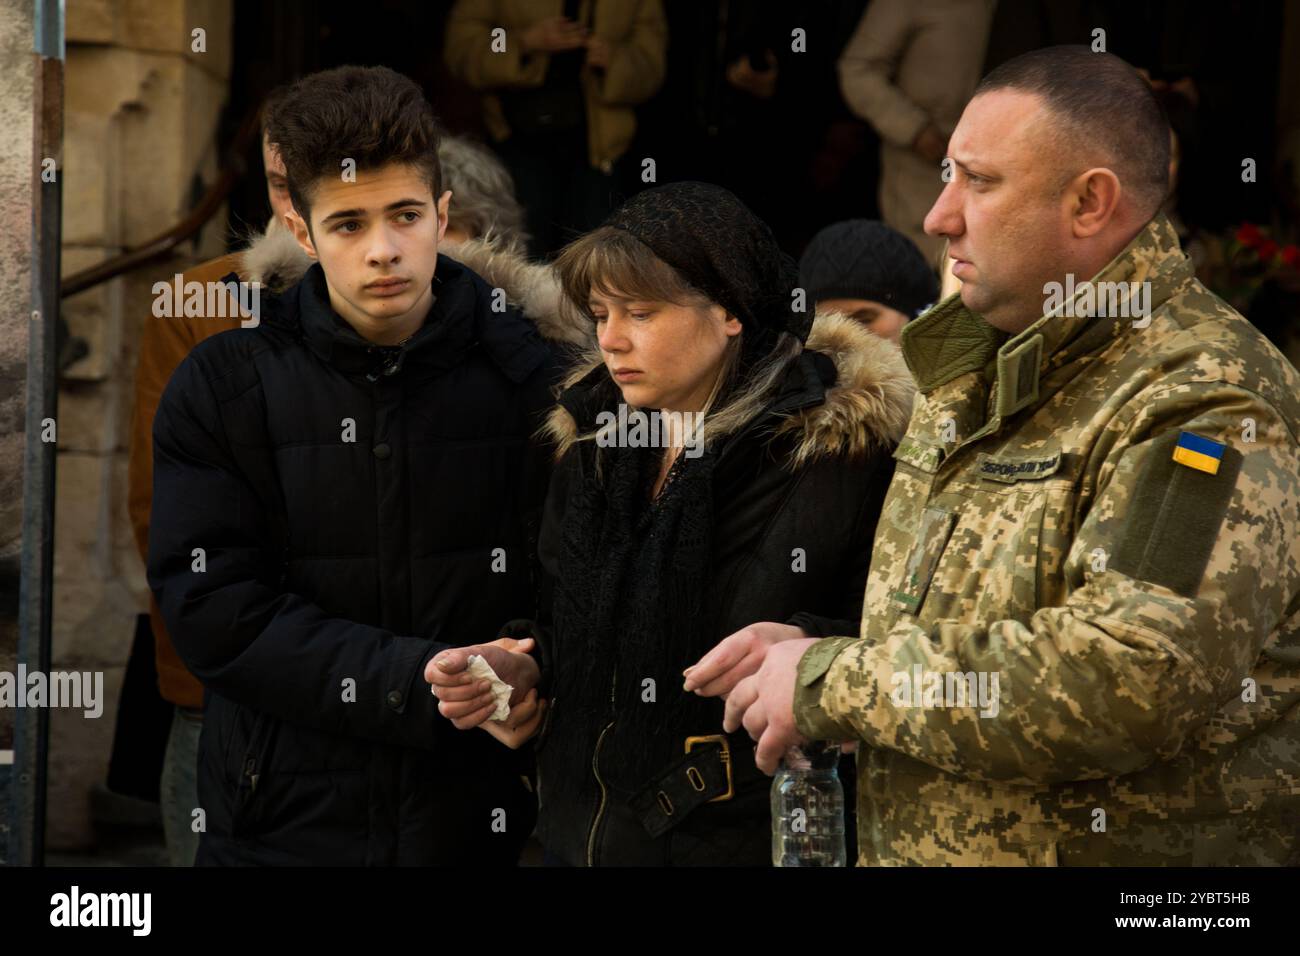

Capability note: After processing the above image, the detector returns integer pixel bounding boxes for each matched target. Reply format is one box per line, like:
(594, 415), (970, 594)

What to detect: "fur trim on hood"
(240, 219), (311, 294)
(773, 311), (916, 466)
(439, 235), (594, 348)
(237, 223), (594, 348)
(235, 227), (915, 464)
(544, 310), (916, 466)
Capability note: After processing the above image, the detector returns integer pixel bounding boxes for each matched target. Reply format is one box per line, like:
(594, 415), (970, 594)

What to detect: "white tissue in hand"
(466, 654), (513, 721)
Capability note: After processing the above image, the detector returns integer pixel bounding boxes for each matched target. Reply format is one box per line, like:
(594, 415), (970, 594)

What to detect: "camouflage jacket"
(794, 214), (1300, 865)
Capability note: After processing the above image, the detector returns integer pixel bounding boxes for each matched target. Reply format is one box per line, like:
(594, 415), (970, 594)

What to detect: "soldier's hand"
(479, 689), (547, 750)
(723, 637), (817, 774)
(684, 622), (809, 698)
(425, 637), (539, 729)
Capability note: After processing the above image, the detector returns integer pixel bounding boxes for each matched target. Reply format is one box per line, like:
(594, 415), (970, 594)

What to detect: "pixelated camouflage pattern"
(794, 214), (1300, 865)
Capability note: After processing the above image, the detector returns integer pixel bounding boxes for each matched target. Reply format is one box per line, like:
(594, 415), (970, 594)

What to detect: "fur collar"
(236, 227), (916, 463)
(238, 224), (593, 348)
(240, 220), (311, 294)
(544, 310), (916, 466)
(774, 311), (916, 465)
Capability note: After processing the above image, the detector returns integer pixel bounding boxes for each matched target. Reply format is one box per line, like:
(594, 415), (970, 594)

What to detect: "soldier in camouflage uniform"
(695, 47), (1300, 865)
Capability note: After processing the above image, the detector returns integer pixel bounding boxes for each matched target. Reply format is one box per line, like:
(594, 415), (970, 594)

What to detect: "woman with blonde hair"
(432, 182), (914, 865)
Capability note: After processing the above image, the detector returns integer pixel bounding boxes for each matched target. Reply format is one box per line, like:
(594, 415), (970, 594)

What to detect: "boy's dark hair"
(975, 46), (1171, 217)
(266, 65), (443, 230)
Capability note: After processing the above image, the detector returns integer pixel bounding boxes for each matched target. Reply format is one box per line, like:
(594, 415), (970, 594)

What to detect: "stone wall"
(50, 0), (231, 850)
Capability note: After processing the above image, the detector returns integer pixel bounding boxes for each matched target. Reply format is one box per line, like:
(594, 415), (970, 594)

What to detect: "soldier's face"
(923, 90), (1076, 334)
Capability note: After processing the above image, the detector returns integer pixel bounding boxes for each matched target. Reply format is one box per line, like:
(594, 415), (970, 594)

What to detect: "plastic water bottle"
(771, 740), (846, 866)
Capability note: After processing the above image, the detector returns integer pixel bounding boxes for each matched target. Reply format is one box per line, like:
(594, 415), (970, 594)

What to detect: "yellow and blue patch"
(1171, 431), (1226, 475)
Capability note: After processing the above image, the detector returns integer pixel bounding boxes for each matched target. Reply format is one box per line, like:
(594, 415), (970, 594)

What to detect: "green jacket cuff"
(793, 637), (860, 741)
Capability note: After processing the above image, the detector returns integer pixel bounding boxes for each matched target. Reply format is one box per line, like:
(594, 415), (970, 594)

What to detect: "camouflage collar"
(901, 215), (1193, 419)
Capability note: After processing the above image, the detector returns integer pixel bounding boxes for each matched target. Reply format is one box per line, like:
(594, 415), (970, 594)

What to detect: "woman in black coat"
(432, 182), (914, 865)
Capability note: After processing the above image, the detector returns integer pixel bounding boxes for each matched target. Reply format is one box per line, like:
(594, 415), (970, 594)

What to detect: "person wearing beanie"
(429, 182), (916, 866)
(799, 219), (940, 343)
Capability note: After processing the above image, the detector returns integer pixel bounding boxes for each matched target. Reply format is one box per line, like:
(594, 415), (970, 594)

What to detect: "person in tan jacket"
(127, 121), (298, 866)
(837, 0), (996, 265)
(445, 0), (666, 255)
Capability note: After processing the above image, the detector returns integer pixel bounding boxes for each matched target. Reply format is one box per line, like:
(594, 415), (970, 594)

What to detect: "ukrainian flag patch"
(1171, 431), (1226, 475)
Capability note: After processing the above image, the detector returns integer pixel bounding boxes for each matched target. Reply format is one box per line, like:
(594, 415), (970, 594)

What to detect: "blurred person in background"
(632, 1), (873, 253)
(838, 0), (996, 264)
(127, 88), (295, 867)
(438, 133), (531, 251)
(445, 0), (667, 258)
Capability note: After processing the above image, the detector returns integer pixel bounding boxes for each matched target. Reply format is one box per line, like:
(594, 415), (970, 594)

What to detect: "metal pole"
(4, 0), (64, 868)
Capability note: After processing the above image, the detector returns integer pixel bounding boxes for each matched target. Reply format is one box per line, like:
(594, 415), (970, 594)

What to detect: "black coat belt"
(630, 734), (755, 839)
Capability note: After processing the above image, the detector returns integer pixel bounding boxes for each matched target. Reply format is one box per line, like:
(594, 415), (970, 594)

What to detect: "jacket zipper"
(534, 695), (556, 811)
(241, 711), (273, 794)
(233, 711), (275, 834)
(585, 673), (617, 866)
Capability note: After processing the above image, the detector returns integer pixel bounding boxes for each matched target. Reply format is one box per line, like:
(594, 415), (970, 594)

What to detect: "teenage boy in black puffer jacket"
(148, 65), (559, 866)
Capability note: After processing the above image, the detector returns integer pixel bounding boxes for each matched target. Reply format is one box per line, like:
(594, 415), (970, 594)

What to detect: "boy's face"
(286, 162), (452, 345)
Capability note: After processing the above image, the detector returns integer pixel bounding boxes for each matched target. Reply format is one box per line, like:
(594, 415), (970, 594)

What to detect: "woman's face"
(589, 289), (742, 412)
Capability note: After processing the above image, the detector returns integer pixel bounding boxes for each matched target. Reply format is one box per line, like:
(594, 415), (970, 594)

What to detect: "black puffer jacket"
(148, 252), (561, 865)
(518, 312), (915, 866)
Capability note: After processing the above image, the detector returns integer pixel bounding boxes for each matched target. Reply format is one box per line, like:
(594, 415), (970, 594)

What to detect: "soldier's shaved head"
(973, 46), (1171, 219)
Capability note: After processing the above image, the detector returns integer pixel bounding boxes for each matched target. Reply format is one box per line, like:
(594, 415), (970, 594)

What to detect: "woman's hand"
(479, 689), (547, 750)
(682, 622), (809, 698)
(425, 636), (539, 729)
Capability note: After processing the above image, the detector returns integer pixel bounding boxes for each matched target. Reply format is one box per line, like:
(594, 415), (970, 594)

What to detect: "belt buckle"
(684, 734), (733, 802)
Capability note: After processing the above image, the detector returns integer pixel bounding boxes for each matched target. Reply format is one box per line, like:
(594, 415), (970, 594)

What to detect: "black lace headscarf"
(603, 181), (813, 373)
(547, 183), (812, 792)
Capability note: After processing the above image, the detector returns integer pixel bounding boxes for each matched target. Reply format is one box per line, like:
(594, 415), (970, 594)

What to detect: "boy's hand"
(425, 637), (540, 729)
(479, 689), (547, 749)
